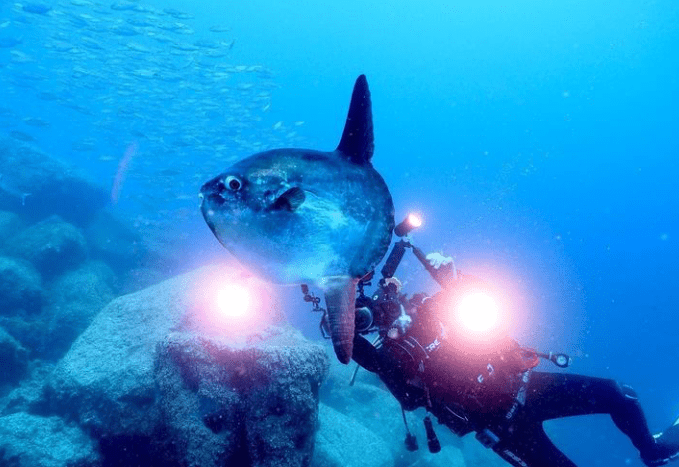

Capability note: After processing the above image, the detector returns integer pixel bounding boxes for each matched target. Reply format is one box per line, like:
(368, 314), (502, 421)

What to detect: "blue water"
(1, 1), (678, 466)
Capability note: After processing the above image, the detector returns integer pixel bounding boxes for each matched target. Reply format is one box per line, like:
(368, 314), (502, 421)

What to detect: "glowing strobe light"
(407, 213), (422, 228)
(394, 212), (423, 237)
(215, 283), (251, 319)
(457, 292), (499, 333)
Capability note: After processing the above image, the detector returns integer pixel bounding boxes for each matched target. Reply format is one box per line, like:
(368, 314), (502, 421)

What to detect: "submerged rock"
(0, 256), (42, 314)
(5, 215), (88, 278)
(44, 264), (328, 467)
(41, 261), (117, 360)
(0, 138), (108, 226)
(312, 403), (392, 467)
(0, 361), (55, 416)
(0, 413), (99, 467)
(156, 329), (326, 467)
(0, 326), (29, 389)
(0, 210), (23, 248)
(85, 210), (147, 273)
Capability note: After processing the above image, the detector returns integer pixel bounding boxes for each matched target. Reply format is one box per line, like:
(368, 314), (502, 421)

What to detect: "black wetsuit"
(352, 325), (659, 467)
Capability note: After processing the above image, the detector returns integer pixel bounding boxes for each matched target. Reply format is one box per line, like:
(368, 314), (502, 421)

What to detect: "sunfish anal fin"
(323, 277), (358, 364)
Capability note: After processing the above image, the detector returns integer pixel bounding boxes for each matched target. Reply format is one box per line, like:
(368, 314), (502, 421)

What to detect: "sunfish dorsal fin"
(336, 74), (374, 166)
(323, 277), (359, 364)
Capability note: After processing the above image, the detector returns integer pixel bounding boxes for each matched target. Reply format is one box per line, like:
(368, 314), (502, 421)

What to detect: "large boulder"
(0, 325), (29, 390)
(0, 413), (99, 467)
(44, 264), (328, 467)
(1, 361), (55, 416)
(40, 261), (117, 360)
(312, 403), (392, 467)
(155, 329), (326, 467)
(0, 315), (48, 360)
(0, 255), (42, 314)
(0, 138), (108, 226)
(0, 210), (23, 248)
(5, 215), (88, 278)
(84, 210), (148, 273)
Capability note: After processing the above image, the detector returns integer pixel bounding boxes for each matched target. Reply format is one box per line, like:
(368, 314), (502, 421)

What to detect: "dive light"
(394, 213), (423, 237)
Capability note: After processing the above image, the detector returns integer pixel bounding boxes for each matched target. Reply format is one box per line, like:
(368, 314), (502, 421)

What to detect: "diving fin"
(323, 277), (358, 364)
(644, 417), (679, 466)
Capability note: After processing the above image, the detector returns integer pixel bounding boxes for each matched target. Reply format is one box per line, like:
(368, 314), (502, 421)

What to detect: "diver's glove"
(426, 252), (457, 280)
(387, 305), (413, 339)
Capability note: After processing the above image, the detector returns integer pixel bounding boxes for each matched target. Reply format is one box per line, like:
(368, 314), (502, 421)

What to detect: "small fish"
(71, 139), (97, 151)
(0, 37), (21, 48)
(9, 130), (35, 142)
(209, 25), (230, 33)
(22, 3), (52, 14)
(23, 117), (50, 127)
(110, 1), (136, 11)
(200, 75), (395, 363)
(163, 8), (193, 20)
(110, 25), (140, 36)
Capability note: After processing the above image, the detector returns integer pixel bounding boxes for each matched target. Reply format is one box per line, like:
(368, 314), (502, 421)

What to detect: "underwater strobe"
(394, 213), (423, 237)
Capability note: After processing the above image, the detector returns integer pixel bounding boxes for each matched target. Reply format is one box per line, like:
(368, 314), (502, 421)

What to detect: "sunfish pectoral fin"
(270, 186), (306, 211)
(323, 276), (359, 364)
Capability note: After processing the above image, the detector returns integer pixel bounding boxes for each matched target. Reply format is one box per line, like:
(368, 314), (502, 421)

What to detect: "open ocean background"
(1, 1), (678, 466)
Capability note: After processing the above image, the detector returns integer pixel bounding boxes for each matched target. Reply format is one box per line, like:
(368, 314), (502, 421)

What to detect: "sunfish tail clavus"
(200, 75), (394, 363)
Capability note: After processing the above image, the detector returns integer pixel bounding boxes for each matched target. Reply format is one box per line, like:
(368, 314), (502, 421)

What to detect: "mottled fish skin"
(200, 75), (394, 363)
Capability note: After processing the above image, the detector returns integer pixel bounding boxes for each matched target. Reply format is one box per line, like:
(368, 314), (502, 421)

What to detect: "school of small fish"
(0, 1), (306, 250)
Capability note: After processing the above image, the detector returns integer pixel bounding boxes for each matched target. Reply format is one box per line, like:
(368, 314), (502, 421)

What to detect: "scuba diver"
(302, 214), (679, 467)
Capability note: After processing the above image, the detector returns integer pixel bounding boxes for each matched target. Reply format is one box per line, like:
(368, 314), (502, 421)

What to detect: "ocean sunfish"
(200, 75), (394, 363)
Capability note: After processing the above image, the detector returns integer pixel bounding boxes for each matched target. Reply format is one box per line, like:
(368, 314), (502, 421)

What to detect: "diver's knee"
(617, 382), (639, 401)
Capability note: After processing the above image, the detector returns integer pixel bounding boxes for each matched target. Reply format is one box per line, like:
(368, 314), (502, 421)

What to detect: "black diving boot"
(643, 419), (679, 467)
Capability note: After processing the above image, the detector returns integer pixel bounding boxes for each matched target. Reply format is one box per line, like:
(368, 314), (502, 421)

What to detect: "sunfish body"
(200, 75), (394, 363)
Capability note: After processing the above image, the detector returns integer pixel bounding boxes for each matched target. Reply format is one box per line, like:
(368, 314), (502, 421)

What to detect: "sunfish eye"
(225, 175), (242, 191)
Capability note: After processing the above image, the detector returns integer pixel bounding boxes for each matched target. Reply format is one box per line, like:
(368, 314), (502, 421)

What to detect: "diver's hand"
(388, 313), (413, 339)
(426, 252), (453, 270)
(426, 252), (457, 281)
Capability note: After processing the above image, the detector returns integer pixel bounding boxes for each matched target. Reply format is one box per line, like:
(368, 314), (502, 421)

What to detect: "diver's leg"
(492, 423), (578, 467)
(523, 372), (659, 458)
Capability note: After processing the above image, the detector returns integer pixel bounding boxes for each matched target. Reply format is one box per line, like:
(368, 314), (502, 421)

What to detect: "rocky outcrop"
(0, 256), (42, 315)
(84, 210), (148, 273)
(44, 264), (329, 467)
(41, 261), (117, 359)
(5, 215), (88, 279)
(312, 403), (393, 467)
(0, 210), (23, 248)
(0, 138), (108, 226)
(0, 412), (99, 467)
(0, 326), (28, 389)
